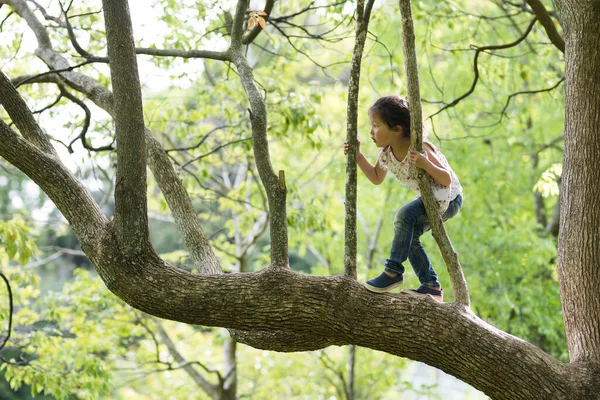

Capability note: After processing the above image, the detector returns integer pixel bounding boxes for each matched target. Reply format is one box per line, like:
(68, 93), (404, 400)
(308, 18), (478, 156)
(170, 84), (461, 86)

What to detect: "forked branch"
(428, 17), (537, 120)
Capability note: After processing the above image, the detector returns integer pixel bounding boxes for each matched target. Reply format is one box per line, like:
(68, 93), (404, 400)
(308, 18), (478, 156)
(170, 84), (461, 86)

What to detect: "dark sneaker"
(404, 285), (443, 302)
(364, 272), (404, 293)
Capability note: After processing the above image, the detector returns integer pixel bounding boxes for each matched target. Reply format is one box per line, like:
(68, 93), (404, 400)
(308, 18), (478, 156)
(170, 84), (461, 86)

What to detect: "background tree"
(1, 0), (598, 398)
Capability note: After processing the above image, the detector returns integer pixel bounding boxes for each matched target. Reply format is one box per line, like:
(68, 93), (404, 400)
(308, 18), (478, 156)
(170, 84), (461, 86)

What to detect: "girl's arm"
(408, 144), (452, 187)
(357, 152), (387, 185)
(344, 140), (387, 185)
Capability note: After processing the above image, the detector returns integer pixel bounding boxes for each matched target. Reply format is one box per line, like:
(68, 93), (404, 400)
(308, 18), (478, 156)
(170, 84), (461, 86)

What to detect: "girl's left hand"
(408, 149), (430, 169)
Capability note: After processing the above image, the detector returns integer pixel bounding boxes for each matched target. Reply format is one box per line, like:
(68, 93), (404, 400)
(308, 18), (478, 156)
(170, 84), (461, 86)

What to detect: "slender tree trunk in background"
(533, 190), (548, 228)
(346, 345), (356, 400)
(555, 0), (600, 364)
(222, 333), (237, 400)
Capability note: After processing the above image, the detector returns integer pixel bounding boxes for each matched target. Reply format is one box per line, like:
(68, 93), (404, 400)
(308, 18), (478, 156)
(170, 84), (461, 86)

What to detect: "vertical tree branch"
(398, 0), (470, 306)
(344, 0), (376, 278)
(101, 0), (149, 254)
(230, 0), (248, 49)
(230, 0), (289, 268)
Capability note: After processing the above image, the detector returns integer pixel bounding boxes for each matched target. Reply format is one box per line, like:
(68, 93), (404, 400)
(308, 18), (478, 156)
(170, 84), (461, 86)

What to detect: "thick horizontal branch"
(94, 252), (591, 399)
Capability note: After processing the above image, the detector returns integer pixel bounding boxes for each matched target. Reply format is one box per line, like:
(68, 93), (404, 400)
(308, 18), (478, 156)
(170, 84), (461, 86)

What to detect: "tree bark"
(554, 0), (600, 364)
(101, 0), (149, 255)
(73, 259), (600, 399)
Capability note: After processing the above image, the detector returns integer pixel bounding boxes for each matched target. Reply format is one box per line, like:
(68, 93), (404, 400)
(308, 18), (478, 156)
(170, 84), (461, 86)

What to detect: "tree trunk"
(555, 0), (600, 364)
(344, 0), (375, 278)
(346, 345), (356, 400)
(101, 0), (149, 255)
(222, 333), (237, 400)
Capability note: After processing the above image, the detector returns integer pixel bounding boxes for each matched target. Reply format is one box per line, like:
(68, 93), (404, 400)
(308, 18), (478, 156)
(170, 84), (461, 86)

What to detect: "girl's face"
(369, 111), (400, 147)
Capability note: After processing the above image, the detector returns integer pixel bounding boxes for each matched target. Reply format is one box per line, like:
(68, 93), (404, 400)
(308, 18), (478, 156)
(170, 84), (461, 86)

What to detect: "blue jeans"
(384, 194), (463, 288)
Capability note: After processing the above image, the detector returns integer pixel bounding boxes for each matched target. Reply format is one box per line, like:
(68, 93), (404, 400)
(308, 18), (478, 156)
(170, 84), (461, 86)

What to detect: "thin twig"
(0, 272), (13, 351)
(178, 137), (251, 170)
(164, 125), (237, 153)
(14, 60), (96, 88)
(500, 77), (564, 120)
(428, 17), (538, 119)
(59, 0), (109, 62)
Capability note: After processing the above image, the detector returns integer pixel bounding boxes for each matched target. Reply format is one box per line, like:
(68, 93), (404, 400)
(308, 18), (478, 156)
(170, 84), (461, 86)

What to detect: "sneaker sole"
(402, 289), (443, 303)
(363, 280), (404, 293)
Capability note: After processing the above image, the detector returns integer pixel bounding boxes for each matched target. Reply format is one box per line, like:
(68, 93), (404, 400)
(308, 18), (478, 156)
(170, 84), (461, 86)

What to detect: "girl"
(344, 95), (462, 302)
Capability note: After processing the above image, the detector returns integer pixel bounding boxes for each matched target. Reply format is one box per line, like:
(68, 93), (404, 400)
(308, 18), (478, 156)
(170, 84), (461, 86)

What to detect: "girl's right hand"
(343, 139), (361, 155)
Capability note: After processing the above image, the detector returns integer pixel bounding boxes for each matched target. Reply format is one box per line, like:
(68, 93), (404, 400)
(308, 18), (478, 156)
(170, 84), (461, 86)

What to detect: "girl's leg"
(408, 218), (439, 287)
(408, 194), (463, 287)
(384, 198), (428, 276)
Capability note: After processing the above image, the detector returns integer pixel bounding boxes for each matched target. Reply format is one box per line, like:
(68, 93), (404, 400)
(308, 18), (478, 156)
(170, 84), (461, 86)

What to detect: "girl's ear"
(394, 125), (403, 136)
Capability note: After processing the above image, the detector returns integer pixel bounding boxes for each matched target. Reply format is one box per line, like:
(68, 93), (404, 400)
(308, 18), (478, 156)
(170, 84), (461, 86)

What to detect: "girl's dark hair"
(369, 95), (410, 138)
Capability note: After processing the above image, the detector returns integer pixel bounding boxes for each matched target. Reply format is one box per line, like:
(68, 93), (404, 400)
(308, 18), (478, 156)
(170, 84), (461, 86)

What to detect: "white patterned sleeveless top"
(377, 141), (463, 213)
